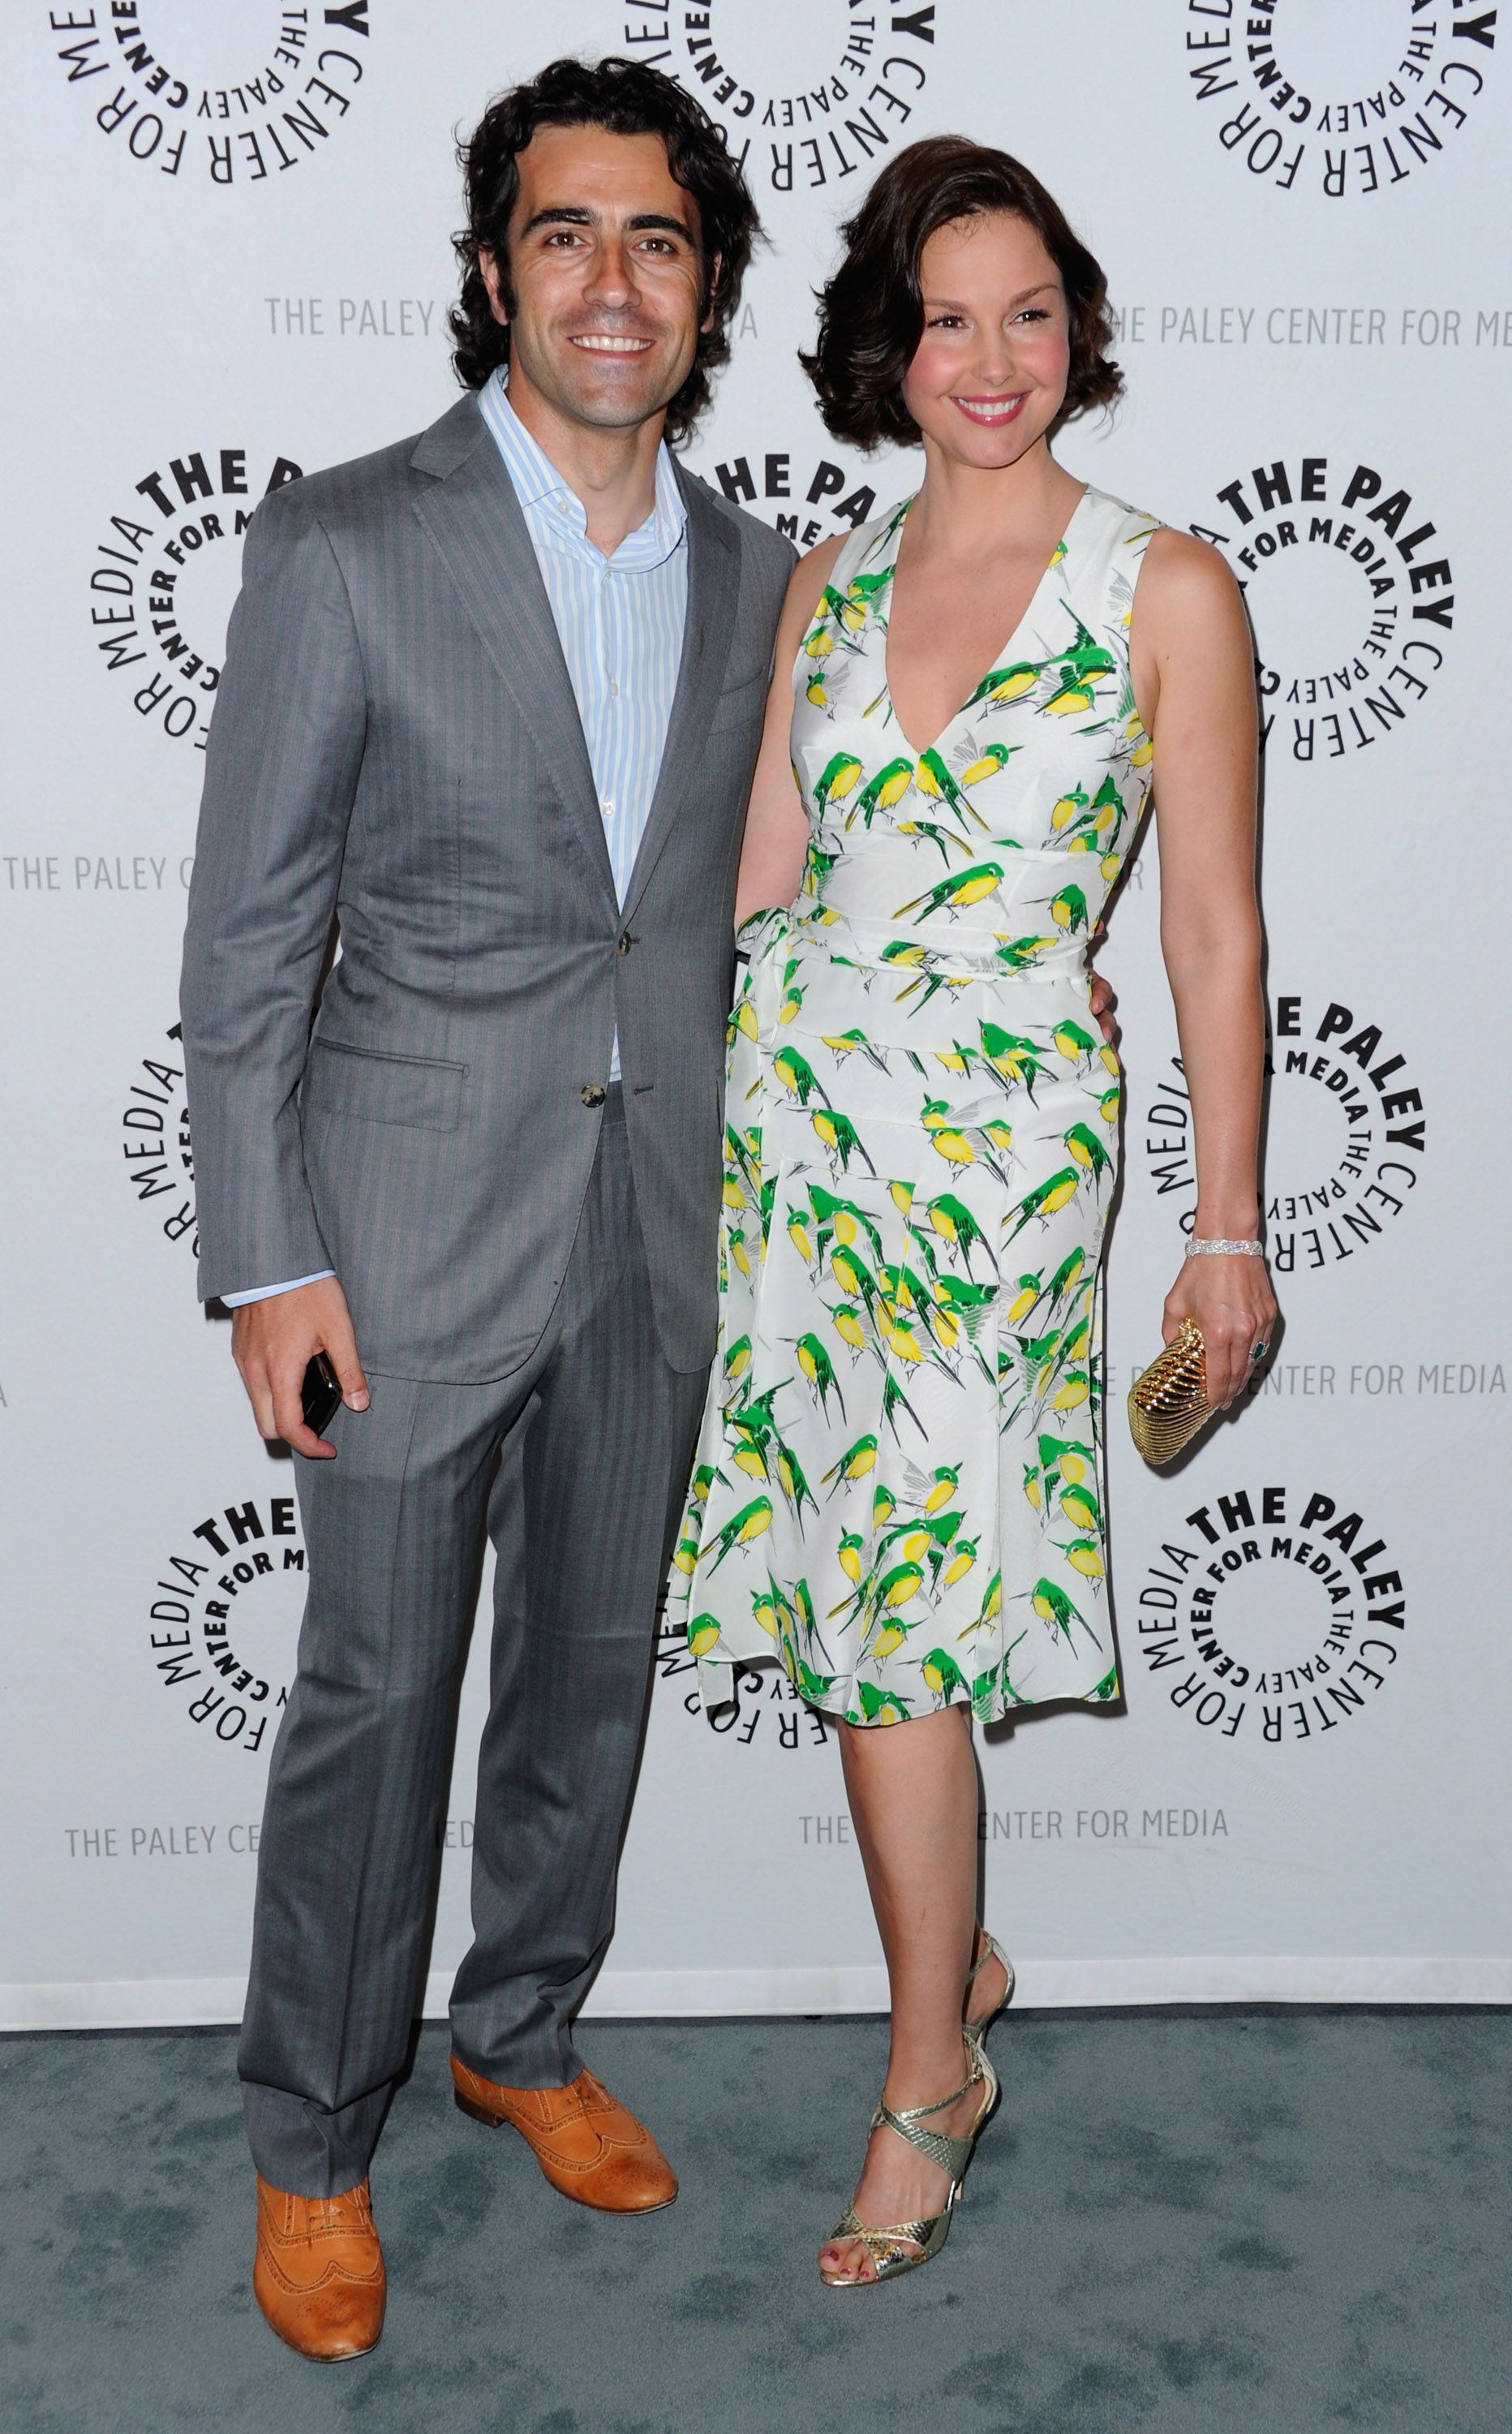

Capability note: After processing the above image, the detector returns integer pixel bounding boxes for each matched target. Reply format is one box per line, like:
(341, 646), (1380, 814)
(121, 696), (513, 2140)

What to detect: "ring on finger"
(1249, 1339), (1269, 1363)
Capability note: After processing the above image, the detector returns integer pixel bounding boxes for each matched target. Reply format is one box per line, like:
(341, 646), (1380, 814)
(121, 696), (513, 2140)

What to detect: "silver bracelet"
(1185, 1236), (1265, 1258)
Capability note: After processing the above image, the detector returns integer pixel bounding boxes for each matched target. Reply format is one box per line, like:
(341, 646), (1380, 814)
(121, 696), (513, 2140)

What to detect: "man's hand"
(230, 1275), (369, 1459)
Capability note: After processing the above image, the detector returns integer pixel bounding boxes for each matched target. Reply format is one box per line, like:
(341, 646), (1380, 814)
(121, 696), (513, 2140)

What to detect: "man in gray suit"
(180, 57), (793, 2359)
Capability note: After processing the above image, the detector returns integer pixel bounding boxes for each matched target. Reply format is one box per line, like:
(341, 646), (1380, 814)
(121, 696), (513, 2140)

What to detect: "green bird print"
(793, 1333), (848, 1425)
(895, 862), (1007, 921)
(968, 656), (1044, 707)
(915, 746), (988, 830)
(1028, 1575), (1098, 1649)
(853, 755), (916, 828)
(698, 1495), (774, 1572)
(774, 1438), (819, 1526)
(772, 1043), (827, 1105)
(896, 818), (977, 866)
(670, 482), (1154, 1726)
(823, 1432), (879, 1491)
(980, 1024), (1050, 1094)
(810, 1104), (876, 1175)
(814, 750), (864, 813)
(921, 1648), (969, 1705)
(1004, 1168), (1083, 1241)
(954, 738), (1016, 786)
(857, 1683), (913, 1725)
(1064, 1122), (1113, 1180)
(921, 1193), (998, 1275)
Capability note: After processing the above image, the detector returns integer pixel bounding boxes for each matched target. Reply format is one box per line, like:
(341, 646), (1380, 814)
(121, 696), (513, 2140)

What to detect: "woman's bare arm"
(1132, 528), (1278, 1406)
(732, 532), (848, 929)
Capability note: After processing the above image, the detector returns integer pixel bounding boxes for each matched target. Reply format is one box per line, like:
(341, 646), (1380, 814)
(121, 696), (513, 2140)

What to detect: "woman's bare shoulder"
(1138, 525), (1244, 616)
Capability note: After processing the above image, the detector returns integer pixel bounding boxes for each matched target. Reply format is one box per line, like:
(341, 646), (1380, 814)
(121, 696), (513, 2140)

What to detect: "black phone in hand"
(301, 1352), (343, 1436)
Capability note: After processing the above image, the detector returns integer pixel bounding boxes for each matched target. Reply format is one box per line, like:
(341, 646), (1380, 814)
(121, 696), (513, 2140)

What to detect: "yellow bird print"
(941, 1539), (977, 1589)
(831, 1303), (866, 1352)
(670, 485), (1154, 1731)
(957, 742), (1015, 786)
(895, 863), (1006, 920)
(814, 751), (864, 811)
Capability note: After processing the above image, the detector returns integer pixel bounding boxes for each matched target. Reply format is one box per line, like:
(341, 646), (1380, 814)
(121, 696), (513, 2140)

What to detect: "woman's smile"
(949, 390), (1028, 426)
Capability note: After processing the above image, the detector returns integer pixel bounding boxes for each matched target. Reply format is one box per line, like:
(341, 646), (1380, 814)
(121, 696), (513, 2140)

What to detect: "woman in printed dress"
(670, 139), (1277, 2284)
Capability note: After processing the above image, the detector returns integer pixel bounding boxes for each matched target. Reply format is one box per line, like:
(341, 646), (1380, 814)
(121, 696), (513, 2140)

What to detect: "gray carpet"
(1, 2011), (1506, 2434)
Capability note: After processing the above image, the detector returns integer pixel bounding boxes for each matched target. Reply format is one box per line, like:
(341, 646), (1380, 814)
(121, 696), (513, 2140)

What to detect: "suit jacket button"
(580, 1083), (606, 1108)
(616, 931), (633, 956)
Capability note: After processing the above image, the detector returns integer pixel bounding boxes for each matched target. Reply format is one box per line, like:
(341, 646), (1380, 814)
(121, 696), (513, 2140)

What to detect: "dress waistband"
(788, 902), (1089, 985)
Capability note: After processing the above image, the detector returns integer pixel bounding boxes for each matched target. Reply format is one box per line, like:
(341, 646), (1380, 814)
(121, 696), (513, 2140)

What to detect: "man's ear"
(700, 251), (724, 335)
(479, 247), (509, 327)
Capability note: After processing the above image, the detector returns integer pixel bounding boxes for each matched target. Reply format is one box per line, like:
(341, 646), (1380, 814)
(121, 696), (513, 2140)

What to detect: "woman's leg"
(818, 1703), (1007, 2284)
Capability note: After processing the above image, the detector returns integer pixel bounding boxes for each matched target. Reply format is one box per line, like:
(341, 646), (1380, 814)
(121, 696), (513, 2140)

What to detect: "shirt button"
(608, 679), (619, 696)
(580, 1083), (606, 1108)
(601, 799), (615, 819)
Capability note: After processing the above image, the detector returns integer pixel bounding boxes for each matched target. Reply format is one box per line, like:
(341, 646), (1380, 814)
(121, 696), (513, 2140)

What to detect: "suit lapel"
(621, 469), (741, 922)
(409, 398), (617, 912)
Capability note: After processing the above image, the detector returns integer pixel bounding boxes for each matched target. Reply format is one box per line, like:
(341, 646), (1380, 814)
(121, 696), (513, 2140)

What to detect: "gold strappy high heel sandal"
(963, 1929), (1014, 2055)
(819, 2041), (1000, 2287)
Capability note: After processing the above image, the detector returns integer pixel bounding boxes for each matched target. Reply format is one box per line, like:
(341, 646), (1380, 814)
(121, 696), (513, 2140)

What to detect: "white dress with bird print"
(668, 483), (1160, 1726)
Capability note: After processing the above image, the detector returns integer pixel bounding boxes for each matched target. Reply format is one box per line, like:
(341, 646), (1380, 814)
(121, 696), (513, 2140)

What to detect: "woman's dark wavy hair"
(449, 55), (760, 446)
(801, 136), (1122, 449)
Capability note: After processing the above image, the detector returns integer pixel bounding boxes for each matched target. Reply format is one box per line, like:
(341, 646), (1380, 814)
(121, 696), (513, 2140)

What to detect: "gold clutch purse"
(1128, 1319), (1213, 1465)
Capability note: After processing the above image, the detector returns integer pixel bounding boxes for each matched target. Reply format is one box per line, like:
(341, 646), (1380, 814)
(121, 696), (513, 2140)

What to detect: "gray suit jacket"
(179, 392), (794, 1381)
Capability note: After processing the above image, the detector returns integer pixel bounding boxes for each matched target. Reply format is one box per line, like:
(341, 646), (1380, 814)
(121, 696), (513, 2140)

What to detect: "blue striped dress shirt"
(223, 371), (689, 1307)
(478, 367), (689, 944)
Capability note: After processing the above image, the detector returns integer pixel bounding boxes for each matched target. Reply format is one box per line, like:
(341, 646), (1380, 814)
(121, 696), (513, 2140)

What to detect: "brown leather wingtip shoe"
(452, 2058), (678, 2214)
(252, 2173), (386, 2361)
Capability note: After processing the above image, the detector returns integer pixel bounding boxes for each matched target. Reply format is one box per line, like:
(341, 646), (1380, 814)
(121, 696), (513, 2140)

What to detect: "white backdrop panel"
(2, 3), (1506, 2025)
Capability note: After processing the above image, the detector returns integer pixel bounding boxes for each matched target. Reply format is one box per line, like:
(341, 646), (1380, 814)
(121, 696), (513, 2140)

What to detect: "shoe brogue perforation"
(252, 2174), (386, 2362)
(449, 2056), (677, 2213)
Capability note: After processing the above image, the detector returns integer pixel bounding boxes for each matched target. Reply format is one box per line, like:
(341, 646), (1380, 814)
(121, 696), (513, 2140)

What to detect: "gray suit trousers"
(238, 1094), (705, 2194)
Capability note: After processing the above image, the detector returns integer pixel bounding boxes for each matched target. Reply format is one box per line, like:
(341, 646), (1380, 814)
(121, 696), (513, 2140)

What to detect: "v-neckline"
(878, 483), (1092, 762)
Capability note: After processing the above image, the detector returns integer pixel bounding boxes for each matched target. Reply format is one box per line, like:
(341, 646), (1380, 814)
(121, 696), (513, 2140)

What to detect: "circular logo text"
(49, 3), (373, 185)
(1136, 1481), (1406, 1744)
(1183, 0), (1494, 199)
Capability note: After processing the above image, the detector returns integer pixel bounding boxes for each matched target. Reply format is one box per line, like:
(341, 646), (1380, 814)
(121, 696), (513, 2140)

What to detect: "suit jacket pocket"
(303, 1037), (466, 1133)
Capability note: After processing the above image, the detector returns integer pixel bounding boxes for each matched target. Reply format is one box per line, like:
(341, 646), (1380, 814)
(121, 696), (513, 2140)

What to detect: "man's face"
(482, 123), (711, 434)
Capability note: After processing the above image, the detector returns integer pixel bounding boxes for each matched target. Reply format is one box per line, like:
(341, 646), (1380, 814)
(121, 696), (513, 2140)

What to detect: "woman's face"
(900, 210), (1072, 468)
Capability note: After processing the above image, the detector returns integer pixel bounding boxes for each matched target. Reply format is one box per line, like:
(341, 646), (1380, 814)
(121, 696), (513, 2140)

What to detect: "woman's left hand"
(1162, 1252), (1278, 1410)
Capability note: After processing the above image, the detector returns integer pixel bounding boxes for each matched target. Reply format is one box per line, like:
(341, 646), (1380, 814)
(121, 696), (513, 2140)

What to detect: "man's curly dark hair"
(449, 55), (761, 447)
(801, 136), (1123, 451)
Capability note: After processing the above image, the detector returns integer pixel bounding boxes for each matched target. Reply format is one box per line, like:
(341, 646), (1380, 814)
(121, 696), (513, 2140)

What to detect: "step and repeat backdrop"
(2, 3), (1507, 2025)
